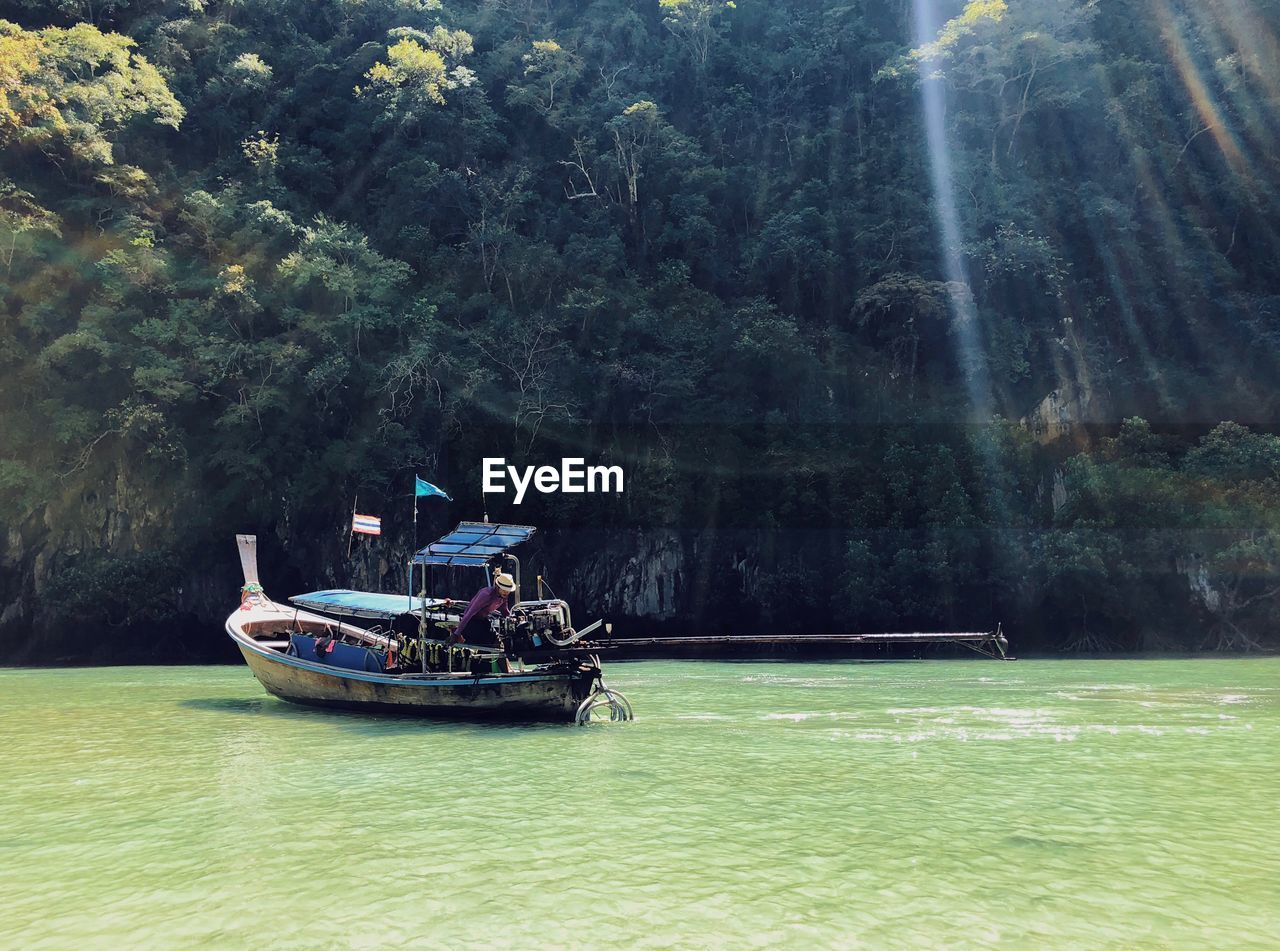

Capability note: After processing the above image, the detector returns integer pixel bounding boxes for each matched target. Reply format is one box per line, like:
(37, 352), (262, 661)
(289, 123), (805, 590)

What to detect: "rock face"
(1022, 382), (1111, 446)
(0, 455), (193, 662)
(1050, 468), (1069, 516)
(562, 530), (685, 621)
(1176, 553), (1223, 613)
(543, 528), (836, 636)
(1, 494), (715, 659)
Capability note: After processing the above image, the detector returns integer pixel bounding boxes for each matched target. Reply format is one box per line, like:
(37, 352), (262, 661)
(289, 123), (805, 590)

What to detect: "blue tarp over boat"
(288, 524), (534, 618)
(289, 632), (387, 671)
(289, 589), (443, 619)
(413, 522), (536, 567)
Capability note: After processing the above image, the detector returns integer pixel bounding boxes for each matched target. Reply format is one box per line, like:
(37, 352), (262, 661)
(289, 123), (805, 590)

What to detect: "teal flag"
(415, 476), (452, 501)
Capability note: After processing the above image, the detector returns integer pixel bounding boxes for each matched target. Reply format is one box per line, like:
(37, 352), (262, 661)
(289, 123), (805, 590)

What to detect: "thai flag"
(352, 513), (382, 536)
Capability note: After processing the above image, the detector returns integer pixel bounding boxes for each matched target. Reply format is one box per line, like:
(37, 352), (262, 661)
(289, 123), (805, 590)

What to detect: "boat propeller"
(575, 684), (634, 724)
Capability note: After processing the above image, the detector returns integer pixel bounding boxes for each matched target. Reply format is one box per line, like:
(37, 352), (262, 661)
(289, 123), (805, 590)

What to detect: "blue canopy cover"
(289, 589), (443, 619)
(413, 521), (537, 566)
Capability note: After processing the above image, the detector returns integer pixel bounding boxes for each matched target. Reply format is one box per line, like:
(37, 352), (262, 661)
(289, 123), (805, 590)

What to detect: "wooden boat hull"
(236, 640), (596, 721)
(227, 601), (598, 722)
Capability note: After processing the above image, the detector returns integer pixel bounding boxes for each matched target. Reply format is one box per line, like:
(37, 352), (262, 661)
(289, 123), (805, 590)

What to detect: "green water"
(1, 660), (1277, 949)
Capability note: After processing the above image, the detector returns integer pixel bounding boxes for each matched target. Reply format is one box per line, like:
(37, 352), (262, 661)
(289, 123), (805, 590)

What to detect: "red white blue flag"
(352, 513), (382, 536)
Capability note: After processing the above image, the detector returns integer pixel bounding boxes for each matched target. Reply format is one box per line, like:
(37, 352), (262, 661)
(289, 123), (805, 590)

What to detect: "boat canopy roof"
(289, 589), (444, 619)
(413, 521), (536, 567)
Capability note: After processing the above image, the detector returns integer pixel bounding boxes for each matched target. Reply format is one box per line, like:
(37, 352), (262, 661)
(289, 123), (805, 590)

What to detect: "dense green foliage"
(2, 0), (1279, 658)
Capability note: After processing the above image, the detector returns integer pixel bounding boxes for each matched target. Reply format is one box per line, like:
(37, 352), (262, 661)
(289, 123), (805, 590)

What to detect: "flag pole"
(413, 477), (428, 672)
(346, 493), (358, 558)
(409, 476), (451, 660)
(409, 481), (417, 612)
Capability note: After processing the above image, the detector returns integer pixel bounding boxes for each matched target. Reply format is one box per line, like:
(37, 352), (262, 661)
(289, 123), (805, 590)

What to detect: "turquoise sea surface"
(1, 658), (1277, 949)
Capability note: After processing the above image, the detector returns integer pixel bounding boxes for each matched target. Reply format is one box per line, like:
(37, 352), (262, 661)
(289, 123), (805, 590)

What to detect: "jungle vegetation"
(2, 0), (1280, 659)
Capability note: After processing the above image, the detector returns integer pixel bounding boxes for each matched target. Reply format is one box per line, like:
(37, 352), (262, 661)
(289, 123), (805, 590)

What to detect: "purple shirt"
(454, 585), (511, 641)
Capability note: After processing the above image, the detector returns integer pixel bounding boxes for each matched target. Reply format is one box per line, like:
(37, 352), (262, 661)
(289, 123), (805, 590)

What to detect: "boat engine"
(504, 599), (599, 650)
(517, 604), (566, 644)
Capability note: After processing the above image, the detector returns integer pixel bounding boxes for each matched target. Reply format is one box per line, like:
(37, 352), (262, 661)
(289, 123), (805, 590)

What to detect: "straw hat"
(494, 572), (516, 594)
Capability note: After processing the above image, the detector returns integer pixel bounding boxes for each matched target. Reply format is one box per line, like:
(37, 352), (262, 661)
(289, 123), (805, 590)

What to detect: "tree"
(854, 273), (973, 394)
(0, 180), (60, 273)
(658, 0), (736, 69)
(607, 100), (661, 215)
(356, 26), (476, 115)
(507, 39), (582, 122)
(277, 215), (412, 372)
(0, 19), (183, 165)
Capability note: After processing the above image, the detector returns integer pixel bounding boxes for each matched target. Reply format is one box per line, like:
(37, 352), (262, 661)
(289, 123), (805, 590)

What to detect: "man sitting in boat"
(448, 572), (516, 645)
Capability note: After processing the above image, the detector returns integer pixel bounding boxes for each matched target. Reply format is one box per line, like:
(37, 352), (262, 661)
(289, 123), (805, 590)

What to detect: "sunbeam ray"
(911, 0), (994, 421)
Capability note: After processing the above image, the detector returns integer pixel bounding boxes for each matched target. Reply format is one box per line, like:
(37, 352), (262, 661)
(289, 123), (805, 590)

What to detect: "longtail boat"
(226, 525), (632, 723)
